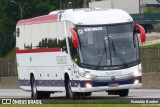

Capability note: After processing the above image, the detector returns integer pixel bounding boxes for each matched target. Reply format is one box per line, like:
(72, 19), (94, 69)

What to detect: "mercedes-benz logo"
(111, 76), (116, 81)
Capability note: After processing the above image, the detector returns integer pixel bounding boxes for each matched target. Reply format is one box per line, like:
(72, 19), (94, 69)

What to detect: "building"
(89, 0), (140, 14)
(89, 0), (160, 14)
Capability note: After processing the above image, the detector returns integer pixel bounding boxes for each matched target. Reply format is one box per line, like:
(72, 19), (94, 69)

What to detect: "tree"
(0, 0), (66, 57)
(157, 0), (160, 3)
(70, 0), (90, 8)
(144, 6), (158, 13)
(0, 0), (91, 57)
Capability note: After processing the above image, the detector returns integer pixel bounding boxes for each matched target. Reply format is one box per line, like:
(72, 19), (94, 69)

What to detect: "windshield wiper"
(96, 38), (108, 70)
(111, 39), (128, 67)
(133, 31), (139, 60)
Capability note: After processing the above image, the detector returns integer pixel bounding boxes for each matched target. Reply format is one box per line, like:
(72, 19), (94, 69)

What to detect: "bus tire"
(66, 78), (75, 99)
(118, 89), (129, 97)
(31, 76), (41, 99)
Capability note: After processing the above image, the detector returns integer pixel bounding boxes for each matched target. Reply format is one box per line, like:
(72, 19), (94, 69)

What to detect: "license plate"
(109, 83), (119, 87)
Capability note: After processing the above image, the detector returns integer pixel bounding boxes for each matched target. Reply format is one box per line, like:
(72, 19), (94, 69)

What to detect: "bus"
(16, 8), (146, 99)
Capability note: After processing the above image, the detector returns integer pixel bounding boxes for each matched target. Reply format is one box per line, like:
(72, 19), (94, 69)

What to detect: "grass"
(140, 43), (160, 49)
(0, 104), (160, 107)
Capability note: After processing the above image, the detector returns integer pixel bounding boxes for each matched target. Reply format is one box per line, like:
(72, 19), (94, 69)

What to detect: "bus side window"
(16, 28), (20, 37)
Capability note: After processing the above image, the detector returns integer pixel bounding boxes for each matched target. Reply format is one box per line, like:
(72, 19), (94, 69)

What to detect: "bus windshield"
(77, 23), (139, 69)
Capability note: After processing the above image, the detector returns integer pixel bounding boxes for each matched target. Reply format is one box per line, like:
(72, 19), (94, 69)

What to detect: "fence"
(140, 49), (160, 88)
(141, 49), (160, 73)
(0, 57), (17, 77)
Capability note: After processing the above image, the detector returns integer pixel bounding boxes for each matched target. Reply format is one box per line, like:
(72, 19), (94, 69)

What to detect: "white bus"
(16, 8), (146, 99)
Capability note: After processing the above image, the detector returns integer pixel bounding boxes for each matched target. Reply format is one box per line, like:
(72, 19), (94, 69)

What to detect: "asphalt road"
(0, 89), (160, 98)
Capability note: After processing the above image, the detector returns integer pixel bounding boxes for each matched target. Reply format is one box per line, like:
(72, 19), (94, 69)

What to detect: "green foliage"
(144, 6), (158, 13)
(0, 0), (90, 57)
(0, 0), (63, 57)
(157, 0), (160, 3)
(3, 47), (16, 58)
(157, 27), (160, 32)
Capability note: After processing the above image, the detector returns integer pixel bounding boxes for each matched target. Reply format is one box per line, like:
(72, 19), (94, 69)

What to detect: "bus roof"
(17, 8), (133, 26)
(17, 14), (58, 26)
(59, 8), (133, 25)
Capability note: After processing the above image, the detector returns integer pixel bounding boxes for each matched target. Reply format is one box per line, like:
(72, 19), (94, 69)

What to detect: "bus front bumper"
(74, 83), (142, 92)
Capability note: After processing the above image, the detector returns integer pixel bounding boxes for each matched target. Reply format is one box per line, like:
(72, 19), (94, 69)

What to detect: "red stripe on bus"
(17, 14), (58, 26)
(16, 48), (61, 54)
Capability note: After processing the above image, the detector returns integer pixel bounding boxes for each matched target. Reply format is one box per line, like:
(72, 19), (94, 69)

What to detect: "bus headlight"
(85, 74), (96, 79)
(134, 80), (139, 85)
(133, 70), (140, 76)
(78, 71), (96, 79)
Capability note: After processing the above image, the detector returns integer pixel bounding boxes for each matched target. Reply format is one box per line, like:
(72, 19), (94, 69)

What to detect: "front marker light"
(85, 74), (91, 79)
(85, 74), (96, 79)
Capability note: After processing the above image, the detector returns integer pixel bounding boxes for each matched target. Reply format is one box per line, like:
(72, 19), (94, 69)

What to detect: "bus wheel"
(31, 76), (41, 99)
(66, 78), (75, 99)
(118, 89), (129, 97)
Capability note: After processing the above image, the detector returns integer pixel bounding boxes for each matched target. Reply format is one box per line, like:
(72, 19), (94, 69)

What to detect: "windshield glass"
(77, 23), (139, 68)
(108, 24), (139, 66)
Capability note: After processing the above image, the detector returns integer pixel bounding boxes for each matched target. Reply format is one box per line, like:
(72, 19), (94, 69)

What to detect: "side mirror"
(70, 28), (79, 48)
(135, 24), (146, 43)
